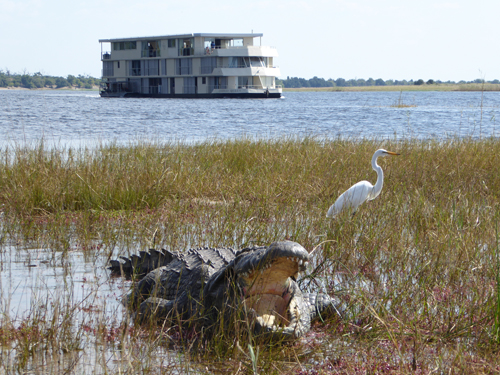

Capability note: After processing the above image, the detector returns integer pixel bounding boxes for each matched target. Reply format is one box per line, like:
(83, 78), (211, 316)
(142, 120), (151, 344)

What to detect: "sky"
(1, 0), (499, 82)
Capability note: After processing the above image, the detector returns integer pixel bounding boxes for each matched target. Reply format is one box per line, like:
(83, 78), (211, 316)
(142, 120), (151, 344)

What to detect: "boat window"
(130, 60), (141, 76)
(250, 57), (265, 68)
(214, 39), (229, 49)
(228, 57), (237, 68)
(142, 40), (160, 57)
(232, 38), (243, 47)
(201, 57), (217, 74)
(183, 77), (196, 94)
(168, 39), (176, 48)
(209, 76), (227, 91)
(113, 41), (137, 50)
(259, 76), (274, 89)
(229, 57), (250, 68)
(103, 61), (114, 76)
(204, 38), (215, 48)
(179, 38), (194, 56)
(238, 76), (252, 88)
(176, 59), (192, 75)
(144, 60), (159, 76)
(128, 78), (141, 92)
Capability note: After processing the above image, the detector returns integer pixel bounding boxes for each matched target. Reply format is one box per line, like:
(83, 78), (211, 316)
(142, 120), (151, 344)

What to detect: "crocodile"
(109, 241), (342, 340)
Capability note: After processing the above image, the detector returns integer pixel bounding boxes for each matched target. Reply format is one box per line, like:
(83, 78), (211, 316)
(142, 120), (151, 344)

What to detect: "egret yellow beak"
(384, 150), (400, 156)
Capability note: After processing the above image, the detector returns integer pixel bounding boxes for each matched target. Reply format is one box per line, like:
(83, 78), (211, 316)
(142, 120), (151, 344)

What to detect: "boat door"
(170, 78), (175, 94)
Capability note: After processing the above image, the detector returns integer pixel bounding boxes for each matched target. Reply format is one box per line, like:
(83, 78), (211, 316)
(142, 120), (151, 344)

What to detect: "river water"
(1, 89), (499, 149)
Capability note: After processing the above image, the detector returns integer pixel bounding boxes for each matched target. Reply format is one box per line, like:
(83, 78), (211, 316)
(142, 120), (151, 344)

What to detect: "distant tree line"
(277, 76), (500, 88)
(0, 70), (101, 89)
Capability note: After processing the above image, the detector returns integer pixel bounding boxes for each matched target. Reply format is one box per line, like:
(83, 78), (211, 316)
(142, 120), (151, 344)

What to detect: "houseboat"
(99, 33), (281, 98)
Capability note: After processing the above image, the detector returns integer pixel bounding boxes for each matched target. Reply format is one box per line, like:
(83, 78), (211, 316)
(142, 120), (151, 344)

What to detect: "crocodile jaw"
(240, 256), (307, 335)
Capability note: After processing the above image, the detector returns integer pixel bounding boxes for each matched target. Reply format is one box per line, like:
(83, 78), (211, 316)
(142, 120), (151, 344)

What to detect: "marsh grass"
(1, 137), (500, 373)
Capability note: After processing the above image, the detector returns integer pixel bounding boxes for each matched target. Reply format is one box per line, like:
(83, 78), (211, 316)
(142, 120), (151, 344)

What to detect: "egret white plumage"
(326, 149), (400, 218)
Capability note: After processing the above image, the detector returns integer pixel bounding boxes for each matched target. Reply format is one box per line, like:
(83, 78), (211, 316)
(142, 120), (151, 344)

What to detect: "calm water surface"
(1, 89), (499, 148)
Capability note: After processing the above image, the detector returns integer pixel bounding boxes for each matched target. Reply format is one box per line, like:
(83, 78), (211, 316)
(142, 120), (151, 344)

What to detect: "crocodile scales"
(110, 241), (341, 339)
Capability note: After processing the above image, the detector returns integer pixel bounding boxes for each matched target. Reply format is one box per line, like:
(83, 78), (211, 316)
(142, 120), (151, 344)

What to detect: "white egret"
(326, 149), (400, 218)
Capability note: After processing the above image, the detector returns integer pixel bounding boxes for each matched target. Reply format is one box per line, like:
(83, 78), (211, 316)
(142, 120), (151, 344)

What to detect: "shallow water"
(0, 240), (209, 374)
(0, 242), (124, 320)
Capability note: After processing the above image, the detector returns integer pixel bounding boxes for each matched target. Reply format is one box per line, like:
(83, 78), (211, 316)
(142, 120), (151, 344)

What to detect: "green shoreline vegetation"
(1, 137), (500, 373)
(284, 82), (500, 92)
(278, 76), (500, 91)
(0, 70), (101, 90)
(2, 69), (499, 92)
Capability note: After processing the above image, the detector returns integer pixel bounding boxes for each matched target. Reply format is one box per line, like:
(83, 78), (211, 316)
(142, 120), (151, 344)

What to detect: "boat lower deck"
(100, 89), (281, 99)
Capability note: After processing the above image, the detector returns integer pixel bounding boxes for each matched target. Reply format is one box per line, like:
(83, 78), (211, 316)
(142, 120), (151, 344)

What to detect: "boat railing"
(204, 45), (277, 55)
(209, 84), (229, 91)
(179, 47), (195, 56)
(142, 49), (161, 58)
(223, 45), (277, 50)
(216, 64), (276, 69)
(101, 45), (276, 60)
(233, 85), (280, 90)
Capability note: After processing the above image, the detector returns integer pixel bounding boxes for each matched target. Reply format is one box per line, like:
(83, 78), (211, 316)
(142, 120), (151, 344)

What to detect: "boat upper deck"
(99, 32), (263, 43)
(99, 33), (277, 61)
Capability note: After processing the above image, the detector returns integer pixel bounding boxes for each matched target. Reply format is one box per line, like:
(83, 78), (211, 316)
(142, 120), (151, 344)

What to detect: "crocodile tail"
(109, 248), (178, 279)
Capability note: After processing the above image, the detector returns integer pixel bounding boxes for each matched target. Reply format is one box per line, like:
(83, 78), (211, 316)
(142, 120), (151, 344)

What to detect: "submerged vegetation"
(1, 137), (500, 373)
(390, 91), (417, 108)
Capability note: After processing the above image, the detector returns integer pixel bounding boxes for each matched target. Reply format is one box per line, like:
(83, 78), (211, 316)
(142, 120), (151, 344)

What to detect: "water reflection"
(0, 243), (124, 319)
(0, 241), (209, 374)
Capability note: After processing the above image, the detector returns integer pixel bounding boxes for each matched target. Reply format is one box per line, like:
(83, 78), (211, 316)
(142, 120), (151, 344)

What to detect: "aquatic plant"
(390, 91), (417, 108)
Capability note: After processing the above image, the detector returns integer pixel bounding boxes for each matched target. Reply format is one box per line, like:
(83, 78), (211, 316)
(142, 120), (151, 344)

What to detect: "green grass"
(1, 137), (500, 373)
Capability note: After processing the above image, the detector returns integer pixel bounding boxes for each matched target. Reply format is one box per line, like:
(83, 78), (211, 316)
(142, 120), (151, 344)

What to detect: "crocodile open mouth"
(239, 255), (308, 332)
